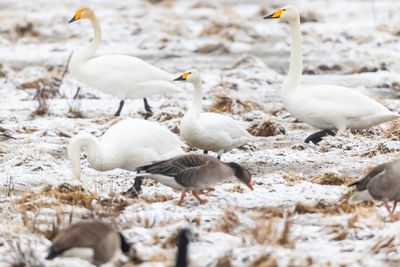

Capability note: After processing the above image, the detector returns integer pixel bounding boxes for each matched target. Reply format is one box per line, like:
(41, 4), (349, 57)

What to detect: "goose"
(46, 221), (131, 266)
(132, 153), (253, 206)
(68, 6), (184, 117)
(0, 126), (15, 141)
(264, 6), (399, 144)
(349, 160), (400, 214)
(174, 70), (256, 159)
(68, 118), (184, 180)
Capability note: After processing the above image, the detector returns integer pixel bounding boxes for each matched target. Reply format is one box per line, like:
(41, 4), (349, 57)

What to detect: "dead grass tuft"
(4, 238), (44, 267)
(195, 43), (228, 54)
(251, 213), (292, 247)
(216, 210), (240, 233)
(283, 172), (355, 186)
(215, 253), (232, 267)
(248, 254), (278, 267)
(310, 173), (354, 186)
(248, 120), (285, 137)
(208, 94), (262, 114)
(370, 236), (396, 254)
(294, 199), (374, 215)
(361, 142), (397, 158)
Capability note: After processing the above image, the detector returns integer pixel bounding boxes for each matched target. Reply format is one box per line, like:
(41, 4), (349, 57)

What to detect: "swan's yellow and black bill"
(264, 9), (283, 19)
(173, 72), (189, 81)
(68, 10), (82, 23)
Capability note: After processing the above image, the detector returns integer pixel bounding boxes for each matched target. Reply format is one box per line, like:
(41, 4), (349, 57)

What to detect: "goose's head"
(264, 5), (299, 22)
(226, 162), (253, 191)
(69, 5), (94, 23)
(173, 70), (202, 84)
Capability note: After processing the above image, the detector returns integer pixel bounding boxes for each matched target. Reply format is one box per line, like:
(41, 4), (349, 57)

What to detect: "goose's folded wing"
(349, 163), (387, 191)
(137, 154), (210, 177)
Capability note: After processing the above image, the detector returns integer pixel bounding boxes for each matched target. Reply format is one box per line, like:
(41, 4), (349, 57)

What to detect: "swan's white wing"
(302, 85), (392, 118)
(83, 55), (173, 81)
(287, 85), (398, 129)
(101, 119), (184, 170)
(185, 113), (251, 150)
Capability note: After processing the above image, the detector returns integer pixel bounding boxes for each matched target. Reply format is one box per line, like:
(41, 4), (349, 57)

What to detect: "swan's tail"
(348, 190), (374, 204)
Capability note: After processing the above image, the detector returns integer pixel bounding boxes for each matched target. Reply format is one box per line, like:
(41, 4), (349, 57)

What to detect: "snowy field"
(1, 0), (400, 266)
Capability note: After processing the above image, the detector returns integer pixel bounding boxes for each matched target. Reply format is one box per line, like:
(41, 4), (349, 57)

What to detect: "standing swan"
(68, 6), (184, 117)
(264, 6), (399, 144)
(174, 70), (255, 159)
(68, 119), (184, 180)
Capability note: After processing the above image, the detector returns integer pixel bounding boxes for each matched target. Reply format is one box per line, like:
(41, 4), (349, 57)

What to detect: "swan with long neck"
(67, 119), (184, 180)
(68, 6), (184, 117)
(264, 6), (399, 144)
(173, 70), (256, 159)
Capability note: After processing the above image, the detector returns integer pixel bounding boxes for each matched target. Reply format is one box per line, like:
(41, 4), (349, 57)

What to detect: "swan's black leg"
(133, 176), (143, 193)
(122, 177), (142, 198)
(203, 150), (208, 154)
(143, 98), (153, 119)
(114, 100), (125, 116)
(304, 129), (336, 145)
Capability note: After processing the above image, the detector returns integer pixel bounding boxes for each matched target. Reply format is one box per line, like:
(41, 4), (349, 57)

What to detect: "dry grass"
(248, 254), (278, 267)
(294, 199), (374, 216)
(208, 94), (262, 114)
(215, 253), (232, 267)
(370, 236), (396, 254)
(250, 213), (292, 247)
(3, 238), (44, 267)
(283, 172), (355, 186)
(215, 210), (240, 233)
(248, 120), (285, 137)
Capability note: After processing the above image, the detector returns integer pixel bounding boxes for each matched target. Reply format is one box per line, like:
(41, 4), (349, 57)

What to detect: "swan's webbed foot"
(143, 98), (153, 120)
(203, 150), (208, 154)
(304, 129), (336, 145)
(114, 100), (125, 116)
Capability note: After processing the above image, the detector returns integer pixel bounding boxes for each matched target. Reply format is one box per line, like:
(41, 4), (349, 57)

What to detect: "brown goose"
(131, 153), (253, 205)
(349, 160), (400, 214)
(46, 221), (131, 266)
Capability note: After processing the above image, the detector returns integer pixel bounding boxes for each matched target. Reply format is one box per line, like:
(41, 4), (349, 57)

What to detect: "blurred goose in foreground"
(349, 160), (400, 214)
(132, 153), (253, 206)
(0, 126), (15, 141)
(68, 5), (183, 117)
(174, 70), (257, 159)
(264, 6), (399, 144)
(46, 221), (131, 266)
(68, 119), (184, 180)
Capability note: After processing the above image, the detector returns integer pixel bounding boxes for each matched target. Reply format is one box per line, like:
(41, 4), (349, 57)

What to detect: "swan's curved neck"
(67, 132), (103, 179)
(77, 15), (101, 61)
(283, 17), (302, 95)
(186, 81), (203, 119)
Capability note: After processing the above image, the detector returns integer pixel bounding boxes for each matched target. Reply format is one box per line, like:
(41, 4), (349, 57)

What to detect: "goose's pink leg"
(392, 201), (398, 214)
(192, 191), (206, 205)
(177, 192), (187, 206)
(385, 202), (392, 214)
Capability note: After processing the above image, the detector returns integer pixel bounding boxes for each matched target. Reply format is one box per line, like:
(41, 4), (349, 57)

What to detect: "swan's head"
(173, 69), (202, 84)
(264, 5), (299, 22)
(226, 162), (253, 191)
(69, 5), (94, 23)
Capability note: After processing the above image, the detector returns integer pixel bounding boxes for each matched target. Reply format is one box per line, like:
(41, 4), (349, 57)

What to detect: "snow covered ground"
(1, 0), (400, 266)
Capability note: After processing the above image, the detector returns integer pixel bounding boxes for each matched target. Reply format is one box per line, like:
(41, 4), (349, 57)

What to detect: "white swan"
(264, 6), (399, 144)
(174, 70), (255, 159)
(68, 5), (184, 117)
(67, 118), (184, 180)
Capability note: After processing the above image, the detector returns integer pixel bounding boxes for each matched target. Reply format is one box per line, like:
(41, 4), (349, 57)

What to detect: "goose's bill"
(264, 9), (283, 19)
(173, 73), (188, 81)
(245, 182), (254, 191)
(68, 11), (81, 23)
